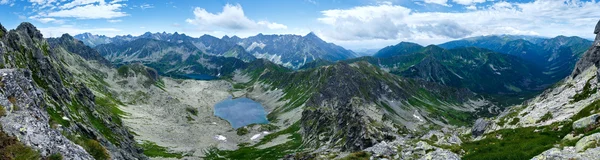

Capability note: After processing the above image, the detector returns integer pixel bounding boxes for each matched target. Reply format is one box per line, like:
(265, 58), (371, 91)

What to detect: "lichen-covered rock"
(532, 147), (600, 160)
(573, 114), (599, 131)
(0, 69), (93, 159)
(575, 133), (600, 152)
(420, 149), (460, 160)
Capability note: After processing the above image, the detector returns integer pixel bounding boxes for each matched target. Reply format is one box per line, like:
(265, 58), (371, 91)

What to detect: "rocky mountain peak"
(572, 19), (600, 78)
(15, 22), (43, 40)
(60, 33), (75, 41)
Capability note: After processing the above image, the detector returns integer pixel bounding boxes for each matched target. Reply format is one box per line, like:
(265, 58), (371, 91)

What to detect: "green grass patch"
(139, 141), (185, 159)
(236, 127), (249, 136)
(572, 99), (600, 122)
(185, 107), (198, 116)
(537, 112), (553, 123)
(340, 151), (370, 160)
(461, 121), (571, 160)
(46, 106), (71, 128)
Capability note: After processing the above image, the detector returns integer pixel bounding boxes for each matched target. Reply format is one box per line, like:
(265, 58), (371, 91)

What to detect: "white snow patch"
(413, 112), (423, 122)
(250, 134), (261, 140)
(215, 135), (227, 141)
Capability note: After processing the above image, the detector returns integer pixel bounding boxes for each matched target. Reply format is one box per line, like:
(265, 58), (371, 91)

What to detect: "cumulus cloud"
(38, 25), (121, 37)
(185, 3), (287, 31)
(318, 0), (600, 46)
(416, 21), (472, 38)
(318, 4), (412, 40)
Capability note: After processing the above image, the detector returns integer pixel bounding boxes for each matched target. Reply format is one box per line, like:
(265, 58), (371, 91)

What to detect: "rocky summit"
(1, 1), (600, 160)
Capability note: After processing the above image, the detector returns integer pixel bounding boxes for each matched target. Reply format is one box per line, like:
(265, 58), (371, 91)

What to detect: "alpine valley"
(1, 13), (600, 160)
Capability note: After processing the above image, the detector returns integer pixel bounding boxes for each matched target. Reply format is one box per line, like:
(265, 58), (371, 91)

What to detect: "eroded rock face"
(472, 118), (488, 137)
(0, 69), (93, 159)
(573, 19), (600, 79)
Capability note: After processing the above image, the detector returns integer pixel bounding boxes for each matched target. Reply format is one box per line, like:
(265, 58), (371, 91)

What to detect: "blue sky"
(1, 0), (600, 49)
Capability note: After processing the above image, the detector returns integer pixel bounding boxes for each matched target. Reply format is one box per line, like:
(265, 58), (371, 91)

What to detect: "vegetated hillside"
(440, 35), (592, 83)
(0, 22), (145, 159)
(344, 45), (547, 102)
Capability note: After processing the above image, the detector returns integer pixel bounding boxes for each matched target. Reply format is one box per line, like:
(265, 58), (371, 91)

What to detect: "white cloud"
(0, 0), (12, 5)
(466, 5), (477, 10)
(60, 0), (104, 9)
(107, 19), (121, 23)
(185, 3), (287, 31)
(140, 3), (153, 9)
(424, 0), (449, 6)
(38, 25), (121, 37)
(318, 4), (412, 40)
(45, 3), (127, 19)
(452, 0), (486, 5)
(29, 16), (65, 24)
(318, 0), (600, 48)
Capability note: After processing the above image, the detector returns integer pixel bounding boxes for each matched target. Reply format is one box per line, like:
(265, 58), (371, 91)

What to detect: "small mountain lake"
(214, 97), (269, 129)
(182, 74), (218, 80)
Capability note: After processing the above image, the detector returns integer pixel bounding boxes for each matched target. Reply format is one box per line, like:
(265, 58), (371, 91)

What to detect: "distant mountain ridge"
(75, 32), (357, 69)
(439, 35), (592, 82)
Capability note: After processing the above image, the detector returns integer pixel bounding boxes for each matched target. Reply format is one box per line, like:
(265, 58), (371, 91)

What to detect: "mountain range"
(76, 31), (356, 69)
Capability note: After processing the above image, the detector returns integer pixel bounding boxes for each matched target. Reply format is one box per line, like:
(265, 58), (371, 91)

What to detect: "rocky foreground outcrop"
(0, 69), (93, 159)
(0, 22), (145, 159)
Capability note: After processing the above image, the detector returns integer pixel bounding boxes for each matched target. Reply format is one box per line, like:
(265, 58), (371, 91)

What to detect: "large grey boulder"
(471, 118), (488, 137)
(573, 114), (599, 131)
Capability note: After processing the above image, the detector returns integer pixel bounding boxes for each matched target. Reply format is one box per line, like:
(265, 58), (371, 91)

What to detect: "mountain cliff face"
(0, 23), (145, 159)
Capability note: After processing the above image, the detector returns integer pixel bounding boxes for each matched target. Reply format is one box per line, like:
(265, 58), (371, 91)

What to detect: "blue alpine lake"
(182, 74), (218, 80)
(213, 97), (269, 129)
